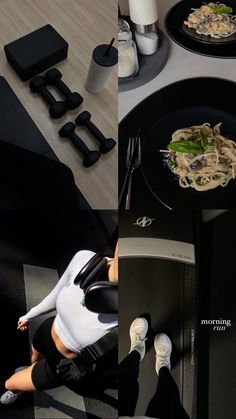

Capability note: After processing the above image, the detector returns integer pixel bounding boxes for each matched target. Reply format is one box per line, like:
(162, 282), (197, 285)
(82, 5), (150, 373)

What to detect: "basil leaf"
(168, 139), (203, 155)
(210, 5), (233, 14)
(200, 130), (208, 151)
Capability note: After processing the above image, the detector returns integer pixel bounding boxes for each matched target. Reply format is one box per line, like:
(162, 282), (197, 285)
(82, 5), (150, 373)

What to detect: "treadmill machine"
(197, 210), (236, 419)
(119, 210), (199, 418)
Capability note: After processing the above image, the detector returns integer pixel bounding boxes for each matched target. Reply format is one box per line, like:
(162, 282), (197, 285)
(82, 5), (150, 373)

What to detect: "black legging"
(119, 350), (190, 419)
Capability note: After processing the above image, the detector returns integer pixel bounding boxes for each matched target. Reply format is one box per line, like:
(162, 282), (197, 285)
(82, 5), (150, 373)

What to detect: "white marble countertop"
(119, 0), (236, 121)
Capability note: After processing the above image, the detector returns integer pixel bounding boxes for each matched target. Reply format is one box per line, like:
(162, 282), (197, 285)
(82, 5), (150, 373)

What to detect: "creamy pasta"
(165, 123), (236, 191)
(184, 2), (236, 39)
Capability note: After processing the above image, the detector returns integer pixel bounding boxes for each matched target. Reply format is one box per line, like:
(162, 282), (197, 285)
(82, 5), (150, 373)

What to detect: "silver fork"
(125, 137), (141, 209)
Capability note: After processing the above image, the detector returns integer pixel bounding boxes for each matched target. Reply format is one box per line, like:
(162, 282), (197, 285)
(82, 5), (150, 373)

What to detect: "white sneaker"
(0, 390), (22, 404)
(154, 333), (172, 375)
(129, 317), (148, 361)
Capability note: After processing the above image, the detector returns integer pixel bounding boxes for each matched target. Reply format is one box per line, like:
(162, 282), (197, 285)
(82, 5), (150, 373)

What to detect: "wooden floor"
(0, 0), (118, 209)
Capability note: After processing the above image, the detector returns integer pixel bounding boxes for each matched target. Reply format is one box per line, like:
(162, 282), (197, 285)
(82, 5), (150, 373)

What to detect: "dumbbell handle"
(55, 79), (72, 97)
(39, 86), (57, 106)
(70, 132), (91, 156)
(86, 120), (106, 144)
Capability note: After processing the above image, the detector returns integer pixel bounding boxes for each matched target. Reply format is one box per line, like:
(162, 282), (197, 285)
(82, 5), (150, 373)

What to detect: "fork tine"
(130, 138), (134, 161)
(125, 135), (141, 169)
(133, 137), (141, 168)
(126, 138), (132, 167)
(131, 137), (135, 160)
(137, 137), (141, 165)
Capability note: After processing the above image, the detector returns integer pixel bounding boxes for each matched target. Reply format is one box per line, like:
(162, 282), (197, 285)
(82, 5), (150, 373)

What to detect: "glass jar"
(118, 19), (139, 78)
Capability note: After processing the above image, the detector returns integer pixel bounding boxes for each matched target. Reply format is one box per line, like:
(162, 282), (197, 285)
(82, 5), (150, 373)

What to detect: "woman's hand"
(17, 320), (28, 331)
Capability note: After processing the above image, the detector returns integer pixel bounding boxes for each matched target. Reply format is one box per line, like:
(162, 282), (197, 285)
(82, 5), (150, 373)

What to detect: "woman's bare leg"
(4, 345), (44, 393)
(31, 344), (44, 364)
(5, 364), (36, 392)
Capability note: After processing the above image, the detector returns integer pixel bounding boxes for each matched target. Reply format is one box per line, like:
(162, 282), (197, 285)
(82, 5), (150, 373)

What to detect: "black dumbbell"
(29, 76), (67, 119)
(75, 111), (116, 154)
(59, 122), (100, 168)
(45, 68), (84, 110)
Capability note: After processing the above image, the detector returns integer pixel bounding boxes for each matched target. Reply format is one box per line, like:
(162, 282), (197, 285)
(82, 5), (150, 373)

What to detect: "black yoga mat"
(0, 76), (90, 209)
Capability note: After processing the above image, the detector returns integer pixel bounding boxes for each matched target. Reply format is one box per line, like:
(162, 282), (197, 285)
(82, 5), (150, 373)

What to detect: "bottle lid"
(129, 0), (158, 25)
(93, 42), (118, 67)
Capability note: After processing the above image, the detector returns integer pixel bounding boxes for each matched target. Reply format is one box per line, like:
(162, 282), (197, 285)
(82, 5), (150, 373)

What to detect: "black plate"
(119, 77), (236, 209)
(181, 23), (236, 45)
(165, 0), (236, 58)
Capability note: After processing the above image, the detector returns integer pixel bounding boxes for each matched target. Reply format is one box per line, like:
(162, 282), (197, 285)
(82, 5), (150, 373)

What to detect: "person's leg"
(5, 364), (36, 392)
(146, 334), (190, 419)
(1, 318), (59, 405)
(119, 317), (148, 417)
(0, 363), (37, 405)
(31, 344), (45, 364)
(119, 351), (141, 416)
(146, 367), (189, 419)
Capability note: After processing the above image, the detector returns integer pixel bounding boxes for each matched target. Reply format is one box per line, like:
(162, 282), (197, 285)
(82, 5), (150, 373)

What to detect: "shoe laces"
(156, 346), (169, 365)
(155, 345), (169, 360)
(156, 353), (168, 361)
(132, 330), (147, 346)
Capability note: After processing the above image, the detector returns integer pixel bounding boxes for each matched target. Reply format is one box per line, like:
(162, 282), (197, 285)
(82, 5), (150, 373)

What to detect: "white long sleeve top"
(20, 250), (118, 354)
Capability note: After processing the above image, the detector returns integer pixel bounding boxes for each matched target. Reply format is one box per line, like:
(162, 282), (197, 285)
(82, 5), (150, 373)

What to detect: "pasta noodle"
(184, 2), (236, 39)
(166, 123), (236, 191)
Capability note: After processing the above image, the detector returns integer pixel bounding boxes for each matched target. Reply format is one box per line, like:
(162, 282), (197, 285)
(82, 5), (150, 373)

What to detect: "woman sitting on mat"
(0, 245), (118, 404)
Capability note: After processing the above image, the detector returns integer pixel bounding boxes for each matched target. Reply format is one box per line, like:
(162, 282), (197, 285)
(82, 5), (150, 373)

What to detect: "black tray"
(119, 77), (236, 209)
(165, 0), (236, 58)
(119, 31), (169, 92)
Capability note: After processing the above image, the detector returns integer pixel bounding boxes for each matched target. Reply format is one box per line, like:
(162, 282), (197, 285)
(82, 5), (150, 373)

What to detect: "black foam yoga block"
(4, 24), (68, 81)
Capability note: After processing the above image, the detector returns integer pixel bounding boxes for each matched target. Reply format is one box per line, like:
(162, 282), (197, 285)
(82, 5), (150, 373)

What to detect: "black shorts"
(31, 316), (64, 390)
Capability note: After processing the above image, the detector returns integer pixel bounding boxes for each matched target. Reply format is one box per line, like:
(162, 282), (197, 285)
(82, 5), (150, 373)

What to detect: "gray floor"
(23, 264), (117, 419)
